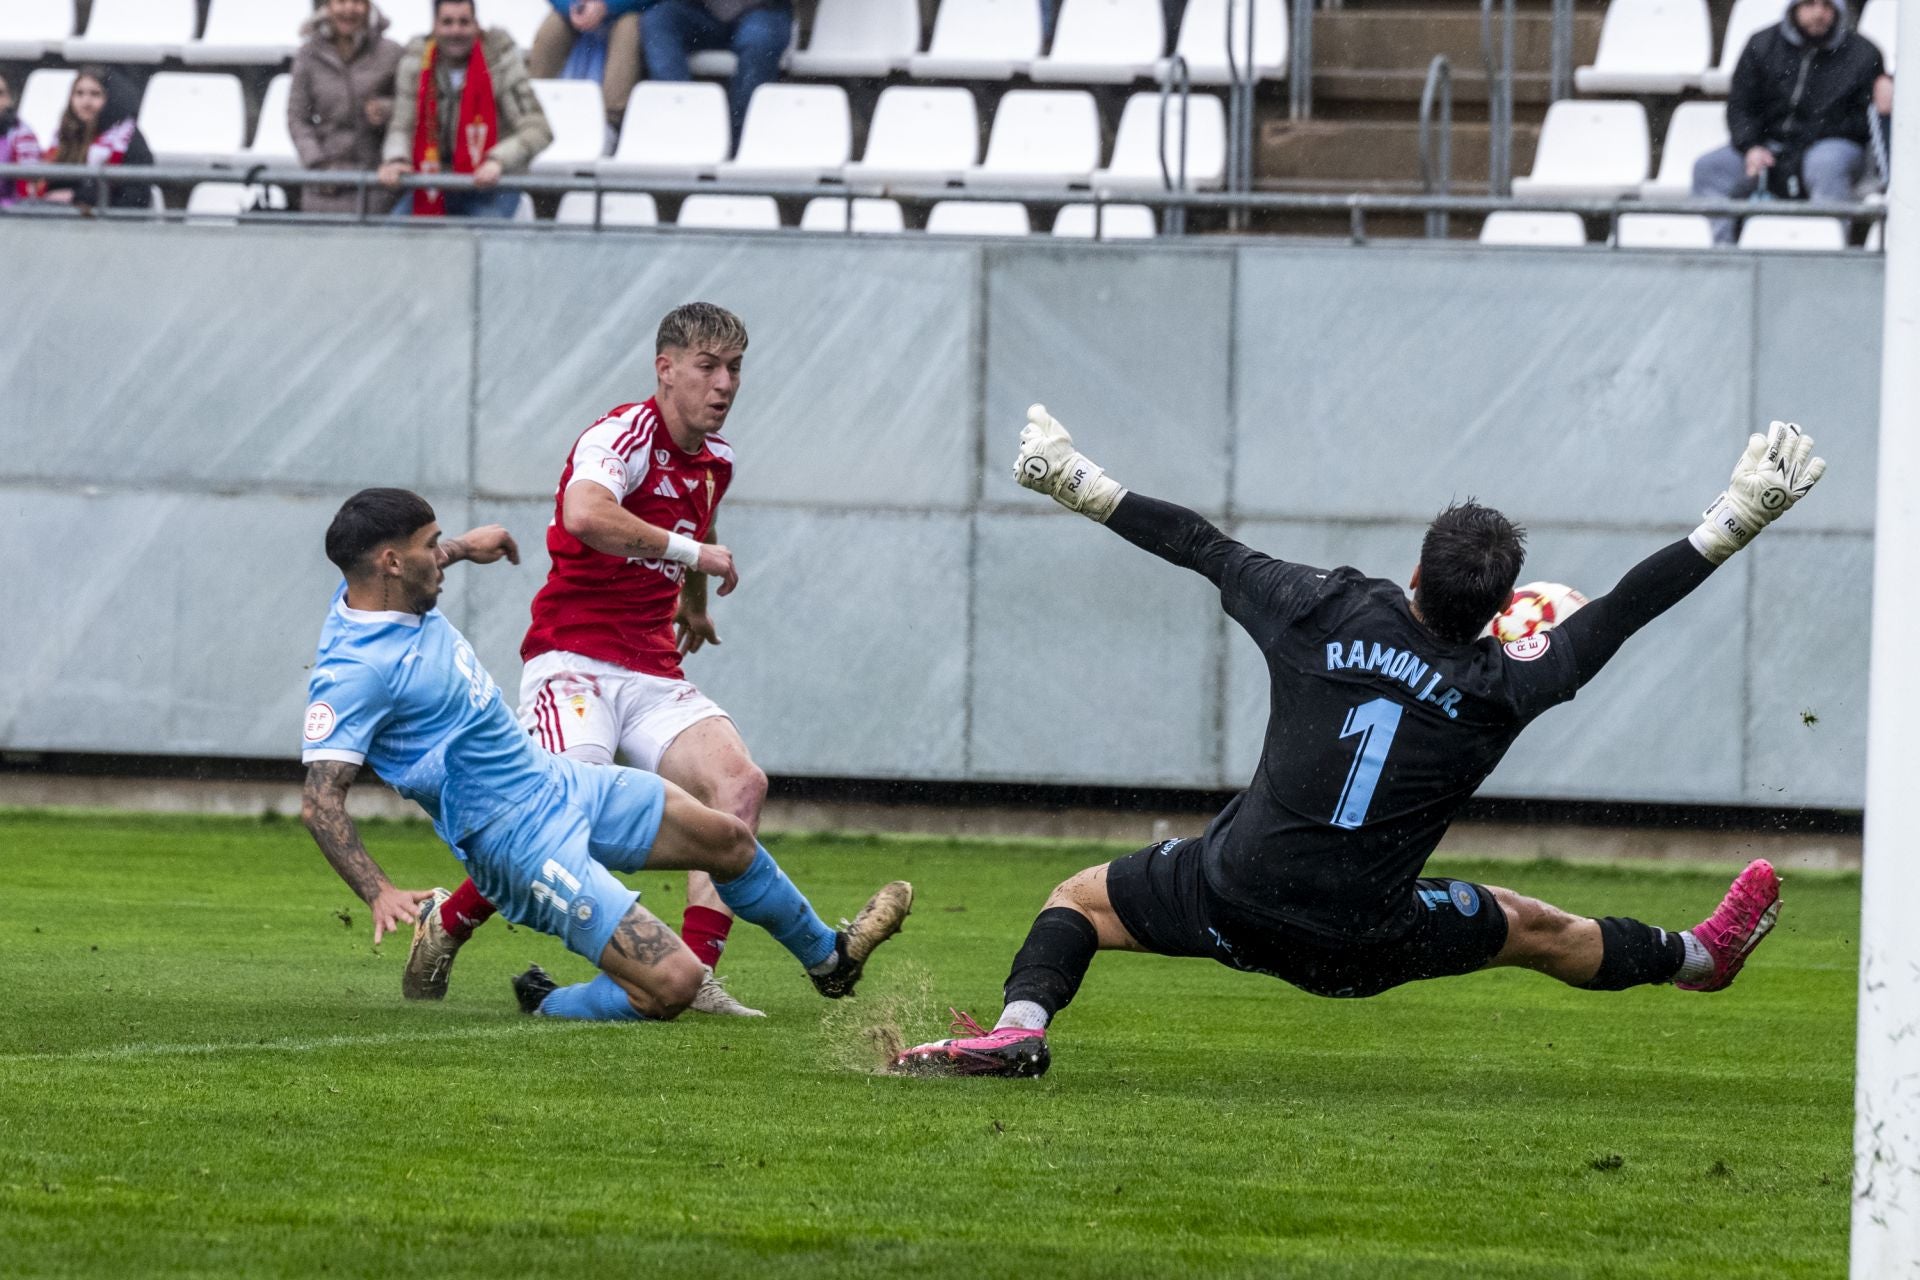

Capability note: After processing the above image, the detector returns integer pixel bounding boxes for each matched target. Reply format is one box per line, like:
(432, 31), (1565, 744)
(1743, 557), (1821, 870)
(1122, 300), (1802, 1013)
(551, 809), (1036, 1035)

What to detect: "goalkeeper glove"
(1689, 420), (1827, 565)
(1012, 404), (1128, 523)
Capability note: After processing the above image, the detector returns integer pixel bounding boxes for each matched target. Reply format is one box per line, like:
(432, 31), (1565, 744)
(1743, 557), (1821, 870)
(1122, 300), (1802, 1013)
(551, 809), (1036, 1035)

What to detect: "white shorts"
(518, 650), (731, 773)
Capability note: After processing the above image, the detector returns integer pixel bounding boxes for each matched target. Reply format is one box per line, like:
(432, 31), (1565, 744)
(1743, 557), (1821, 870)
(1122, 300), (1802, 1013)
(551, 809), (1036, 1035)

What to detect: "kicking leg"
(516, 901), (705, 1021)
(657, 716), (768, 1016)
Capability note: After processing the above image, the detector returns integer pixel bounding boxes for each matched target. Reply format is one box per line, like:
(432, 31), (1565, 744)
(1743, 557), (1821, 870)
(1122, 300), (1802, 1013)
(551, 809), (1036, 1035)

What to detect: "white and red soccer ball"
(1486, 581), (1588, 644)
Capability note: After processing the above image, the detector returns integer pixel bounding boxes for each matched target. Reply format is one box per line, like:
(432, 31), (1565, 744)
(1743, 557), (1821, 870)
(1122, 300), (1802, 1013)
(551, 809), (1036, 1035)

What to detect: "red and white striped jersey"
(521, 398), (734, 680)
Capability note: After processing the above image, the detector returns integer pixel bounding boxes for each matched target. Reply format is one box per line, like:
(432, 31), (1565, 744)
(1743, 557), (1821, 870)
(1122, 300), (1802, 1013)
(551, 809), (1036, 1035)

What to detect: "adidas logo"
(653, 475), (679, 499)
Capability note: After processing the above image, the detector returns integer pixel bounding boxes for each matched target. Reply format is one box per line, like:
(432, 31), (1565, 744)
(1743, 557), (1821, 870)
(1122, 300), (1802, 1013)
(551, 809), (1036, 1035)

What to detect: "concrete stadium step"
(1256, 118), (1541, 188)
(1308, 10), (1602, 105)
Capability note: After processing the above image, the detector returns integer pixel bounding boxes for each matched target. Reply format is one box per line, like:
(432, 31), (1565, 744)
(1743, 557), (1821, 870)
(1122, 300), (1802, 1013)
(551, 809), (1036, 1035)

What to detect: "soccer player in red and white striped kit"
(404, 301), (789, 1016)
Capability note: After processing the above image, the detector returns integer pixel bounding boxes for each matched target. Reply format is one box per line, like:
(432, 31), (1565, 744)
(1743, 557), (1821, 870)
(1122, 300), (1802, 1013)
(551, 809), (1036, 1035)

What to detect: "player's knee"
(714, 762), (767, 827)
(702, 811), (757, 878)
(653, 956), (704, 1018)
(1044, 866), (1109, 918)
(1496, 889), (1579, 948)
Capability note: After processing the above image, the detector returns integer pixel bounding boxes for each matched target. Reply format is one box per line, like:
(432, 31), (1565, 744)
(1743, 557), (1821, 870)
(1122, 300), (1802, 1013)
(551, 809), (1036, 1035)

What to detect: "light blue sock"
(535, 972), (646, 1021)
(714, 846), (838, 971)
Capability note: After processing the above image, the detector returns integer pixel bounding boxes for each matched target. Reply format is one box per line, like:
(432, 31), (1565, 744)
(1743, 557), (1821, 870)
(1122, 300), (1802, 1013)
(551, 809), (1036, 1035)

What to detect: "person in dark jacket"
(1692, 0), (1891, 242)
(40, 67), (153, 212)
(290, 0), (405, 215)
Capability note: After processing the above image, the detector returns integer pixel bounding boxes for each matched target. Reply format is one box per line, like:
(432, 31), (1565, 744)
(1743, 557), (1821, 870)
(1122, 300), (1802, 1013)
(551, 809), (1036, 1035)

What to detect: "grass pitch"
(0, 811), (1856, 1278)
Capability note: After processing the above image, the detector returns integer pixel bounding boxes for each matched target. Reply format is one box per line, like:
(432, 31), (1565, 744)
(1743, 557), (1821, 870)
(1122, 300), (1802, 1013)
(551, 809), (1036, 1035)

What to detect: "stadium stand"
(963, 89), (1102, 187)
(1169, 0), (1289, 84)
(529, 78), (610, 173)
(926, 199), (1032, 233)
(1573, 0), (1712, 94)
(1641, 100), (1731, 199)
(800, 195), (908, 232)
(1478, 210), (1588, 244)
(1091, 92), (1227, 191)
(714, 83), (853, 182)
(908, 0), (1044, 79)
(0, 0), (75, 59)
(1052, 203), (1159, 237)
(247, 73), (298, 165)
(1701, 0), (1781, 93)
(181, 0), (306, 66)
(185, 180), (288, 218)
(18, 68), (75, 149)
(1738, 214), (1850, 250)
(1859, 0), (1899, 70)
(138, 72), (247, 167)
(841, 86), (979, 184)
(63, 0), (198, 64)
(677, 192), (782, 228)
(787, 0), (922, 77)
(487, 0), (555, 51)
(1029, 0), (1167, 83)
(555, 190), (661, 225)
(1613, 212), (1716, 247)
(1510, 99), (1650, 198)
(598, 81), (732, 179)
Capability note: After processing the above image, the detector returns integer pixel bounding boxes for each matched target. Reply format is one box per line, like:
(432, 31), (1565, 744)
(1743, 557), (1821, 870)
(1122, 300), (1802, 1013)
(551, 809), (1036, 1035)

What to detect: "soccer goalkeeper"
(896, 410), (1825, 1079)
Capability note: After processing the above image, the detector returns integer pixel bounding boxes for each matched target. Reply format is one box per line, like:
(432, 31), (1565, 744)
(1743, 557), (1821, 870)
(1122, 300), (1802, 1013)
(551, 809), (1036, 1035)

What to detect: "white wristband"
(662, 531), (702, 567)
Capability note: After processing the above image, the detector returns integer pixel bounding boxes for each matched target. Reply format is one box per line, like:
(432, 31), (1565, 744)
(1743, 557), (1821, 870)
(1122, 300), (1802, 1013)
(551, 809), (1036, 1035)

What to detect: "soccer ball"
(1487, 581), (1589, 643)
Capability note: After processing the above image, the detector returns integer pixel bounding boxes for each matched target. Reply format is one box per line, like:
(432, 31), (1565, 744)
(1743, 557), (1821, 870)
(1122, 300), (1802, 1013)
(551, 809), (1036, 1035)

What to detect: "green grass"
(0, 811), (1857, 1278)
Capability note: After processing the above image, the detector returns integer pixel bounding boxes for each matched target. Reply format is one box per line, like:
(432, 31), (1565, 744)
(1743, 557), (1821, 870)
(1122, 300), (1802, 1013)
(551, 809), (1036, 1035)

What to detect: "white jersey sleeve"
(301, 659), (393, 765)
(566, 406), (655, 502)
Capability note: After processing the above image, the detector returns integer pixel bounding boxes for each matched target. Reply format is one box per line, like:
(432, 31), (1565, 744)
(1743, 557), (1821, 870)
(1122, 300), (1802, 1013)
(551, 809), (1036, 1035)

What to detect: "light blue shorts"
(459, 758), (668, 963)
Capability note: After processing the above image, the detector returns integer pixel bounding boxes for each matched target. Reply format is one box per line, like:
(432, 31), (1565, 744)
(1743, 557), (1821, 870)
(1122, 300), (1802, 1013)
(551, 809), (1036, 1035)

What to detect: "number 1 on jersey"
(1332, 697), (1403, 829)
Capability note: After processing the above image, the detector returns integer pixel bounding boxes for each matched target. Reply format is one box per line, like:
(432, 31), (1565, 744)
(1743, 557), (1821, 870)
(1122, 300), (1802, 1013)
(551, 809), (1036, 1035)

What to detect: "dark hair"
(1415, 500), (1527, 644)
(433, 0), (476, 14)
(325, 488), (437, 574)
(656, 302), (749, 355)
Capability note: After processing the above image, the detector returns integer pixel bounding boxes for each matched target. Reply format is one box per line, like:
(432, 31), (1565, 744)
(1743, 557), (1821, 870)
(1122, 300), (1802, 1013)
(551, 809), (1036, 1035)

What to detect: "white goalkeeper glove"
(1689, 420), (1827, 565)
(1012, 404), (1128, 523)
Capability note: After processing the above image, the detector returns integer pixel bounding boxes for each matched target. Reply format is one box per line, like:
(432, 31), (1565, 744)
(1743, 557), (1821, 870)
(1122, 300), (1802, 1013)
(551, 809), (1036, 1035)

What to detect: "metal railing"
(1550, 0), (1576, 101)
(1418, 56), (1455, 239)
(1158, 54), (1194, 238)
(1481, 0), (1517, 196)
(1288, 0), (1313, 123)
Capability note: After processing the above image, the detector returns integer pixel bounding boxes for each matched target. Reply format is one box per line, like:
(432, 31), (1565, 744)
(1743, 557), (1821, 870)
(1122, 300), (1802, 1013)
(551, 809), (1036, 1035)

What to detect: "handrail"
(1550, 0), (1575, 101)
(1158, 54), (1194, 237)
(1418, 55), (1454, 239)
(1479, 0), (1516, 195)
(1289, 0), (1312, 122)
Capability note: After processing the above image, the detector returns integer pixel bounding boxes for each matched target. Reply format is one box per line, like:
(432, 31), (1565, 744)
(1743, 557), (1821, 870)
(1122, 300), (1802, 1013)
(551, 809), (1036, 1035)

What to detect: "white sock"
(995, 1000), (1050, 1031)
(1675, 930), (1714, 984)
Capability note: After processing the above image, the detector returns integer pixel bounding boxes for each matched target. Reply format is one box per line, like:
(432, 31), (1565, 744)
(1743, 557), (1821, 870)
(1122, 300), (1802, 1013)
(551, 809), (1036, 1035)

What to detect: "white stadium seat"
(800, 196), (907, 232)
(1092, 92), (1227, 191)
(1574, 0), (1712, 93)
(1168, 0), (1289, 85)
(1859, 0), (1898, 72)
(688, 29), (795, 79)
(248, 74), (298, 163)
(555, 191), (660, 226)
(963, 90), (1102, 188)
(487, 0), (554, 50)
(841, 87), (979, 184)
(1613, 212), (1716, 247)
(19, 69), (76, 150)
(530, 79), (609, 173)
(1511, 99), (1649, 198)
(186, 181), (289, 219)
(789, 0), (922, 77)
(1867, 219), (1885, 251)
(0, 0), (75, 59)
(1701, 0), (1779, 93)
(1738, 215), (1848, 251)
(182, 0), (306, 65)
(1031, 0), (1167, 83)
(926, 200), (1032, 234)
(65, 0), (197, 63)
(908, 0), (1043, 80)
(1641, 100), (1730, 198)
(715, 84), (851, 182)
(599, 82), (730, 179)
(139, 73), (247, 167)
(676, 194), (782, 229)
(1053, 203), (1158, 238)
(385, 2), (434, 46)
(1478, 211), (1588, 245)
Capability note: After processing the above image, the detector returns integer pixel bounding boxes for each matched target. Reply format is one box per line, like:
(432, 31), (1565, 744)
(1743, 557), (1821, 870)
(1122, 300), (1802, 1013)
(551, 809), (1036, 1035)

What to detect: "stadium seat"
(1613, 212), (1716, 247)
(487, 0), (554, 50)
(385, 2), (434, 46)
(687, 27), (797, 79)
(182, 0), (306, 65)
(1867, 219), (1885, 251)
(0, 0), (74, 59)
(185, 181), (289, 219)
(1478, 211), (1588, 245)
(714, 84), (852, 183)
(1701, 0), (1778, 93)
(555, 191), (660, 226)
(1030, 0), (1167, 83)
(1574, 0), (1712, 94)
(676, 194), (782, 229)
(800, 196), (908, 232)
(1738, 215), (1848, 250)
(926, 200), (1032, 234)
(1052, 203), (1158, 237)
(530, 79), (609, 173)
(908, 0), (1043, 80)
(788, 0), (922, 77)
(841, 87), (979, 185)
(963, 90), (1102, 188)
(1510, 99), (1649, 198)
(247, 74), (298, 163)
(19, 69), (76, 150)
(139, 73), (247, 168)
(1859, 0), (1898, 72)
(1640, 100), (1729, 198)
(64, 0), (197, 63)
(1091, 92), (1227, 192)
(1167, 0), (1289, 85)
(598, 82), (731, 179)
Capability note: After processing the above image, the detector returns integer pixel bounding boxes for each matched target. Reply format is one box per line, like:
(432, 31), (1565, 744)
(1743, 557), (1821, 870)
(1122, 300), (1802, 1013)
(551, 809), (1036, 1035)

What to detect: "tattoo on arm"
(606, 909), (684, 966)
(301, 761), (389, 903)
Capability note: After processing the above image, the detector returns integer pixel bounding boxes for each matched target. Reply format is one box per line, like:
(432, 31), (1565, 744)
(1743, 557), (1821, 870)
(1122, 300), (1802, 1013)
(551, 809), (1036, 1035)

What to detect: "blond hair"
(655, 302), (748, 356)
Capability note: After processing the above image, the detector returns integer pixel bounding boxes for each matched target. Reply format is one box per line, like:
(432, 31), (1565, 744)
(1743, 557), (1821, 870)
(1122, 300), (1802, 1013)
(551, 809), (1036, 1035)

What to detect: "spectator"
(40, 67), (153, 211)
(0, 72), (44, 207)
(290, 0), (405, 216)
(1692, 0), (1890, 243)
(642, 0), (792, 139)
(528, 1), (644, 133)
(380, 0), (554, 218)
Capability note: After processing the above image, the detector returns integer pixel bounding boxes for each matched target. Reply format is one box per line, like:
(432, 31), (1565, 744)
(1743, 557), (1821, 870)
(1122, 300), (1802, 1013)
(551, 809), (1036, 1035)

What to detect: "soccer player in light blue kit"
(299, 487), (913, 1020)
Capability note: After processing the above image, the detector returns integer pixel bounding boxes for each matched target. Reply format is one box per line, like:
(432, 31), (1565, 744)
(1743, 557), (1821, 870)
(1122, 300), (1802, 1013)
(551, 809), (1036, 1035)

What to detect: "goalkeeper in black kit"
(895, 407), (1827, 1079)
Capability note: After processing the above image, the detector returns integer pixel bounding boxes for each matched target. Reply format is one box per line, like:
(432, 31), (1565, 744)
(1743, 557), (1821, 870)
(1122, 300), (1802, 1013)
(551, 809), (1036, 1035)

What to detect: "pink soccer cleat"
(1676, 859), (1782, 992)
(892, 1009), (1051, 1078)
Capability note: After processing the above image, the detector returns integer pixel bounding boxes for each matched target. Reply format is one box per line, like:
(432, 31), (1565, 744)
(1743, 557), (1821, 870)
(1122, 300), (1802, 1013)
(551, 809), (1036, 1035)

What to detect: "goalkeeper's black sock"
(1577, 917), (1686, 990)
(998, 907), (1100, 1030)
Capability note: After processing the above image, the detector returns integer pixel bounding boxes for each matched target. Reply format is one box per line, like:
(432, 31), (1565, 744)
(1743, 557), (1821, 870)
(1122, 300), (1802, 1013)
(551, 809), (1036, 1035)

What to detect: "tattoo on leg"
(608, 911), (682, 966)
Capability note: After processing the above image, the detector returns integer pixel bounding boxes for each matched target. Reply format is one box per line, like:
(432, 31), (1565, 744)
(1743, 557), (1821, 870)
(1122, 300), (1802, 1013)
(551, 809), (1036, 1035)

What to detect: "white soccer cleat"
(689, 968), (766, 1018)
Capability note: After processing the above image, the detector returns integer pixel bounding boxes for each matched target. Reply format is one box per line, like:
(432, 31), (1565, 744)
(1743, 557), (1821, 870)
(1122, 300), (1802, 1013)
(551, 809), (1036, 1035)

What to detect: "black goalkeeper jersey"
(1103, 494), (1717, 944)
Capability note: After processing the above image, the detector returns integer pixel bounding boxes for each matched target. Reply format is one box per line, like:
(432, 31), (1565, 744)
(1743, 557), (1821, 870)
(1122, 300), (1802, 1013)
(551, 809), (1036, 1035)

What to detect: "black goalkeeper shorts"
(1105, 839), (1510, 999)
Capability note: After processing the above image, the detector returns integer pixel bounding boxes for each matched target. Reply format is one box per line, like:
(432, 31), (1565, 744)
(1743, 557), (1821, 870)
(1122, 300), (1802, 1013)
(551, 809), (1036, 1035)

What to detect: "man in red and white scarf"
(379, 0), (553, 217)
(0, 73), (43, 206)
